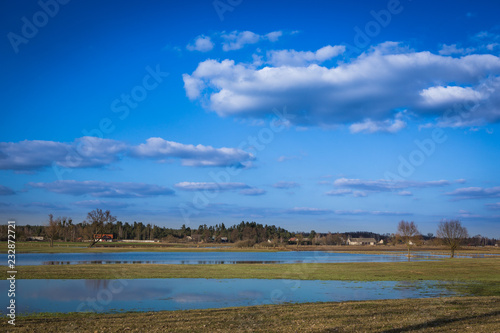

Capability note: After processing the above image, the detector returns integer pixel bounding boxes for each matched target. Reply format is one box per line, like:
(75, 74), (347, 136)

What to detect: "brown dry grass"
(9, 296), (500, 332)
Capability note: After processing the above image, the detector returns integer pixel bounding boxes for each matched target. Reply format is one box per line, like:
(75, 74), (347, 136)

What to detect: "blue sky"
(1, 0), (500, 237)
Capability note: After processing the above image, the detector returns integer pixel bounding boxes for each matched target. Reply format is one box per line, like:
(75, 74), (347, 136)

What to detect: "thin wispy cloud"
(277, 155), (302, 162)
(333, 210), (412, 216)
(333, 178), (449, 192)
(485, 202), (500, 210)
(221, 30), (282, 51)
(73, 200), (133, 209)
(29, 180), (175, 198)
(287, 207), (411, 216)
(0, 185), (15, 195)
(349, 114), (407, 134)
(272, 181), (300, 189)
(21, 202), (69, 210)
(325, 189), (352, 196)
(288, 207), (332, 215)
(174, 182), (249, 192)
(446, 186), (500, 200)
(239, 188), (267, 196)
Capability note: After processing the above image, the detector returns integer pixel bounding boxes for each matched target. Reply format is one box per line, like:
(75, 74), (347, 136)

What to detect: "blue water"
(12, 251), (448, 266)
(0, 278), (457, 314)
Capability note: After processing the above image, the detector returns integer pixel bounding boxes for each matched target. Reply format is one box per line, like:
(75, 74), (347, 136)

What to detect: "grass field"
(4, 243), (499, 332)
(7, 258), (500, 295)
(13, 296), (500, 332)
(3, 241), (279, 253)
(4, 241), (500, 254)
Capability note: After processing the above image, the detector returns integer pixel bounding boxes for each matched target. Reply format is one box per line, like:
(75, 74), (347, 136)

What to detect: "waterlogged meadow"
(2, 243), (500, 332)
(13, 250), (455, 266)
(1, 278), (458, 314)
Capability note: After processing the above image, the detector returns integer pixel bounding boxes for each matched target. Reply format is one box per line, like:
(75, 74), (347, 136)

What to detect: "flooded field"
(13, 250), (463, 266)
(0, 278), (458, 314)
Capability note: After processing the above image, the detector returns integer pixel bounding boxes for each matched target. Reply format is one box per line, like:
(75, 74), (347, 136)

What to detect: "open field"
(6, 258), (500, 295)
(5, 248), (499, 331)
(2, 242), (276, 253)
(3, 241), (500, 254)
(12, 296), (500, 332)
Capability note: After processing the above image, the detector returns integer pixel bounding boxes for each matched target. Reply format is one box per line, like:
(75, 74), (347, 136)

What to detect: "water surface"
(0, 278), (457, 314)
(14, 251), (450, 266)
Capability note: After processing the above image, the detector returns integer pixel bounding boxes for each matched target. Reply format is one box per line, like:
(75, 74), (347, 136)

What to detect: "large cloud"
(0, 137), (126, 170)
(0, 137), (254, 171)
(183, 42), (500, 130)
(29, 180), (175, 198)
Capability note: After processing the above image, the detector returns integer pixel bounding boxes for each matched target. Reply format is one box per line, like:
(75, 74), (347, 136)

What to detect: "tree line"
(1, 210), (497, 253)
(394, 219), (496, 258)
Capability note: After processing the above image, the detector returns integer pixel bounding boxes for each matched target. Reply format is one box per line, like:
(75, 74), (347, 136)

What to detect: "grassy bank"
(7, 258), (500, 295)
(4, 241), (500, 254)
(13, 296), (500, 332)
(3, 241), (283, 253)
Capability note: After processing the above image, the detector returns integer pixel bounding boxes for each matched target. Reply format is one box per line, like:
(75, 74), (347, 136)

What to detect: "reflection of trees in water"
(85, 279), (110, 291)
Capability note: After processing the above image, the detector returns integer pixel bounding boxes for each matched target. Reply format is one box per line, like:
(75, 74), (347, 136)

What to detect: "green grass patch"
(2, 241), (287, 253)
(6, 258), (500, 295)
(5, 241), (500, 254)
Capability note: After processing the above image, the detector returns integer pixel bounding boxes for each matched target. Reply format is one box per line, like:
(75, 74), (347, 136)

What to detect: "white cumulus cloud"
(266, 45), (345, 67)
(221, 30), (282, 51)
(187, 35), (214, 52)
(183, 42), (500, 130)
(0, 137), (255, 171)
(131, 137), (254, 168)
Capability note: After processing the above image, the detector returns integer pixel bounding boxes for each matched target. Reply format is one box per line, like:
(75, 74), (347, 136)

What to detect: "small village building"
(93, 234), (114, 242)
(347, 237), (377, 245)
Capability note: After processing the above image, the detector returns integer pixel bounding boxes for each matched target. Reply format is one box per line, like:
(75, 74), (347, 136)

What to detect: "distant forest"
(1, 212), (497, 246)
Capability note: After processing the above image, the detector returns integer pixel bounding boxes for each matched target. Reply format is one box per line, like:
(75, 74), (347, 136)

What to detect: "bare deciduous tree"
(45, 214), (60, 247)
(437, 220), (468, 258)
(396, 220), (420, 260)
(296, 233), (304, 248)
(85, 209), (117, 248)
